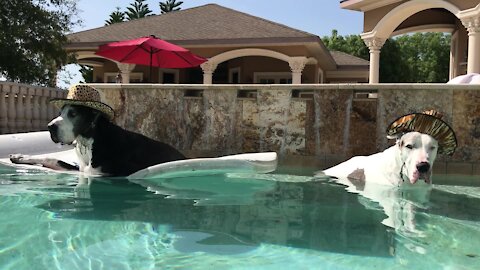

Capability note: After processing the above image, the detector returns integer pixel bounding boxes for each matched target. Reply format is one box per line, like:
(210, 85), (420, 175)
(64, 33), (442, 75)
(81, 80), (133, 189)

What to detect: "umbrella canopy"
(95, 35), (207, 82)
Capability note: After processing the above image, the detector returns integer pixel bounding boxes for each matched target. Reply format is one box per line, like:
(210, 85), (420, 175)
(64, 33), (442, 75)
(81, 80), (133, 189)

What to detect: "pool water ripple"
(0, 171), (479, 269)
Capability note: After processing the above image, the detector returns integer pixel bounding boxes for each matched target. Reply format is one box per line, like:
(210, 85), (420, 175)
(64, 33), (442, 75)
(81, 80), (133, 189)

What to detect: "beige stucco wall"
(364, 2), (402, 33)
(363, 0), (479, 33)
(191, 45), (313, 59)
(395, 9), (456, 32)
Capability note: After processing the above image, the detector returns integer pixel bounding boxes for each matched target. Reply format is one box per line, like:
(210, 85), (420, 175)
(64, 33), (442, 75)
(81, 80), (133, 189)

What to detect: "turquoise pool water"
(0, 168), (479, 270)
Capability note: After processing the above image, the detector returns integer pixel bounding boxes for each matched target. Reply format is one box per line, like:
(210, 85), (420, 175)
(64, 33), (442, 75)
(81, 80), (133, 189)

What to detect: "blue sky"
(59, 0), (363, 87)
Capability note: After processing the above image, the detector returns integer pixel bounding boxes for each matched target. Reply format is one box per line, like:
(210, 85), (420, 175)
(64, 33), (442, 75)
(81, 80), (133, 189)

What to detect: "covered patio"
(66, 4), (369, 84)
(341, 0), (480, 83)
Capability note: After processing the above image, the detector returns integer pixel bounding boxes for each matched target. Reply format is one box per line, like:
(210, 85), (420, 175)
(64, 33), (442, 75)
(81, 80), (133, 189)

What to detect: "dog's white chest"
(75, 137), (102, 175)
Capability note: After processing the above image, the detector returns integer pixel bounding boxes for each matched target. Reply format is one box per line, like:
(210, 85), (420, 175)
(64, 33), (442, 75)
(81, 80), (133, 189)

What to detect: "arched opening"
(204, 48), (316, 84)
(209, 48), (292, 64)
(370, 0), (461, 39)
(361, 0), (470, 82)
(212, 56), (292, 84)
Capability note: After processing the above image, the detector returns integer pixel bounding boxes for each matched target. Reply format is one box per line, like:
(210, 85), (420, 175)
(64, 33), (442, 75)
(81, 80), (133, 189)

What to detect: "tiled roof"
(67, 4), (319, 45)
(330, 51), (369, 67)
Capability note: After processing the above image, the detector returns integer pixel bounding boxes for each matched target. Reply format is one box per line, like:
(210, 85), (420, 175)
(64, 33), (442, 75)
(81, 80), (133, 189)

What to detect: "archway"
(201, 48), (315, 84)
(369, 0), (461, 39)
(361, 0), (464, 83)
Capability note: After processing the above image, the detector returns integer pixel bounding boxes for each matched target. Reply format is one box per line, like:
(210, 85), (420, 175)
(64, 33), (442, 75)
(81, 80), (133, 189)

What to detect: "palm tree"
(79, 65), (93, 83)
(159, 0), (183, 14)
(105, 7), (125, 25)
(125, 0), (154, 20)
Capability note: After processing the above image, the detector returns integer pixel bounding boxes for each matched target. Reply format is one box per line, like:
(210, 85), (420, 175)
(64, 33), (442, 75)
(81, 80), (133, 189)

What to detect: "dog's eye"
(430, 146), (437, 151)
(405, 144), (413, 149)
(68, 111), (77, 118)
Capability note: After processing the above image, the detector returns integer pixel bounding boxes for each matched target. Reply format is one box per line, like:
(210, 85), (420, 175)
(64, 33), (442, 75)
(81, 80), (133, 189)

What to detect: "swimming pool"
(0, 166), (479, 270)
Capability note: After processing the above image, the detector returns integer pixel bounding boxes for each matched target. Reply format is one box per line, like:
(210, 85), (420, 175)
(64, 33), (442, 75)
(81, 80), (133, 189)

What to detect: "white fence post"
(24, 87), (34, 131)
(16, 85), (26, 133)
(32, 88), (41, 131)
(40, 89), (48, 130)
(7, 84), (17, 133)
(47, 89), (56, 121)
(0, 84), (8, 134)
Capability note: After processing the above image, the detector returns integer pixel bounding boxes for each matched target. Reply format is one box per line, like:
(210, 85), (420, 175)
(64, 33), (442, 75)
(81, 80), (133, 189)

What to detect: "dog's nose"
(416, 162), (430, 173)
(48, 123), (58, 133)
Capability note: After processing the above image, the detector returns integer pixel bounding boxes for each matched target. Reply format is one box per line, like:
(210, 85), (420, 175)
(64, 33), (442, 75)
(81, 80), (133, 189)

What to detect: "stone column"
(201, 61), (217, 84)
(288, 57), (308, 84)
(462, 16), (480, 74)
(363, 37), (386, 84)
(317, 67), (324, 83)
(116, 63), (136, 84)
(449, 31), (458, 79)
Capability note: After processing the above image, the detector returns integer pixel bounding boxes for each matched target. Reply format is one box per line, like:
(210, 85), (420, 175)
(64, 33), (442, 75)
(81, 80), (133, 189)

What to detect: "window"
(159, 68), (179, 83)
(229, 67), (241, 83)
(104, 72), (143, 83)
(254, 72), (292, 84)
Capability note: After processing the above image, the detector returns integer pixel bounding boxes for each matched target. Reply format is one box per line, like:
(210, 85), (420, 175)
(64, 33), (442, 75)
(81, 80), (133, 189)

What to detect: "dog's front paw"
(10, 154), (30, 164)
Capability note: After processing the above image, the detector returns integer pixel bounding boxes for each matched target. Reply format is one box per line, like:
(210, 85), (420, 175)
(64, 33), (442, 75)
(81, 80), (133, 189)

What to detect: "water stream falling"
(343, 95), (353, 156)
(313, 92), (322, 157)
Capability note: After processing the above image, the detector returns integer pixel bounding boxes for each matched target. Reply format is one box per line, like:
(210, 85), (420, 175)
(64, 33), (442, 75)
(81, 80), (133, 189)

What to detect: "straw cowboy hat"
(50, 84), (115, 121)
(386, 110), (457, 156)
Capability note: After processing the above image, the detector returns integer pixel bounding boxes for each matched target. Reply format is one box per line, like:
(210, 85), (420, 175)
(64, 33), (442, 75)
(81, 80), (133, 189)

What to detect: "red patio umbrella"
(95, 35), (207, 82)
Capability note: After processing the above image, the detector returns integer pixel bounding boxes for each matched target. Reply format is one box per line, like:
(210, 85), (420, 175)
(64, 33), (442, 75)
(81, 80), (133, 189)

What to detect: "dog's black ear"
(91, 111), (102, 127)
(387, 132), (404, 145)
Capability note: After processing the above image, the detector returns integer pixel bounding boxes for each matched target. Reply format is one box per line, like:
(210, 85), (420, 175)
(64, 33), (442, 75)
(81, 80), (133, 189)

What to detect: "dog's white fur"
(320, 132), (438, 231)
(48, 106), (101, 175)
(324, 132), (438, 186)
(48, 107), (77, 145)
(74, 136), (103, 176)
(447, 73), (480, 84)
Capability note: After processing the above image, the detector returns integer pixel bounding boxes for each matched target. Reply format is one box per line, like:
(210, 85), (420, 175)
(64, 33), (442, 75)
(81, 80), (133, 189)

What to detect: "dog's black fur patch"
(55, 105), (185, 176)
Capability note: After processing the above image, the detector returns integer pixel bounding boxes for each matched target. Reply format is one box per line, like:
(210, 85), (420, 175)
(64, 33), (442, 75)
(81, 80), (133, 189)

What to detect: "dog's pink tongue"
(410, 171), (419, 184)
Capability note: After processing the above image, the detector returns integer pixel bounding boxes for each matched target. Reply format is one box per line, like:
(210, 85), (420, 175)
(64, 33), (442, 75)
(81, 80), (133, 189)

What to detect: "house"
(341, 0), (480, 83)
(65, 4), (369, 84)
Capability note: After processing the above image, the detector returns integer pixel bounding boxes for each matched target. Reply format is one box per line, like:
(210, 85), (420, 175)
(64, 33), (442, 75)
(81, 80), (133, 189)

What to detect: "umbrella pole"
(149, 49), (153, 83)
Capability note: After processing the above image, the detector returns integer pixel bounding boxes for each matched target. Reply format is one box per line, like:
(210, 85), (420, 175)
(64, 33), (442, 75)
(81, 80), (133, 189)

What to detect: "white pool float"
(0, 131), (278, 178)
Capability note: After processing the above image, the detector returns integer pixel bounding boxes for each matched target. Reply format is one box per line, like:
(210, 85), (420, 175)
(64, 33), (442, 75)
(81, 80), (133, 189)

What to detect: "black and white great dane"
(10, 104), (185, 176)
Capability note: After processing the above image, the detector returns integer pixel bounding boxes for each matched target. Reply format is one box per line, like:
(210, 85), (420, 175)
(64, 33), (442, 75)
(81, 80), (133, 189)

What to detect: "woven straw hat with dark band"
(386, 110), (457, 156)
(50, 84), (115, 121)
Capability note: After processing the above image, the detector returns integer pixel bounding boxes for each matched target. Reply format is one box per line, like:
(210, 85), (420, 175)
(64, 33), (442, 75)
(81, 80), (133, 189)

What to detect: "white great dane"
(318, 110), (457, 232)
(323, 131), (437, 187)
(446, 73), (480, 84)
(320, 131), (437, 231)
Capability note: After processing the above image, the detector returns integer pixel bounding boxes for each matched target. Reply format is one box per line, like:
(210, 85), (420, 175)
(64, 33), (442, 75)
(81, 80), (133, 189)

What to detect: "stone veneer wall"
(92, 84), (480, 163)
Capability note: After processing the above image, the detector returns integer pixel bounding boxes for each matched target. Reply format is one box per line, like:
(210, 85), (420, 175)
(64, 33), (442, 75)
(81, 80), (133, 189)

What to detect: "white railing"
(0, 82), (67, 134)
